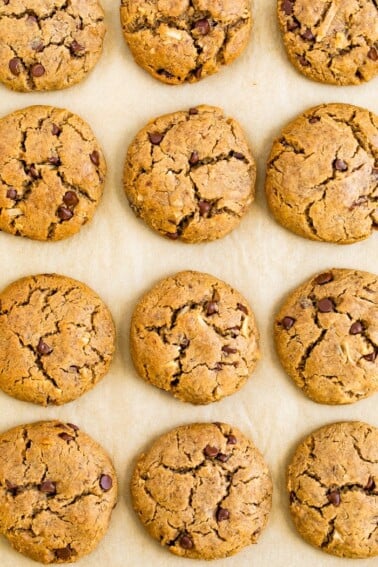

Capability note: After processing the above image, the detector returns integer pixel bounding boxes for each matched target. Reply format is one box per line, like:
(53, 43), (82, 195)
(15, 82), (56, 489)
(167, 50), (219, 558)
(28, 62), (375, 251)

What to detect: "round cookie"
(275, 268), (378, 405)
(265, 103), (378, 244)
(130, 270), (260, 404)
(0, 420), (117, 563)
(287, 421), (378, 558)
(124, 105), (256, 243)
(0, 105), (106, 241)
(277, 0), (378, 86)
(120, 0), (252, 85)
(131, 422), (272, 560)
(0, 0), (106, 92)
(0, 273), (115, 406)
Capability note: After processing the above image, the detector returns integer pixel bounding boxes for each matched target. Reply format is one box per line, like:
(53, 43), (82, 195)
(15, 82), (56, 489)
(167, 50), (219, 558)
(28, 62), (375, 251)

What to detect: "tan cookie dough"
(288, 421), (378, 558)
(0, 273), (115, 406)
(275, 268), (378, 405)
(131, 422), (272, 560)
(0, 0), (105, 92)
(0, 420), (117, 563)
(265, 103), (378, 244)
(0, 105), (106, 241)
(277, 0), (378, 85)
(130, 270), (260, 404)
(124, 105), (256, 243)
(120, 0), (252, 84)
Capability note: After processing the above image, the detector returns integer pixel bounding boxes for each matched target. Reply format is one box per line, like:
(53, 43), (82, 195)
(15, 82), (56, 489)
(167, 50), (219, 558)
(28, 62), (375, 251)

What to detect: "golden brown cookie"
(130, 270), (260, 404)
(0, 420), (117, 563)
(0, 105), (106, 241)
(131, 422), (272, 560)
(120, 0), (252, 84)
(0, 273), (115, 406)
(275, 268), (378, 405)
(0, 0), (106, 92)
(287, 421), (378, 558)
(265, 103), (378, 244)
(278, 0), (378, 85)
(124, 105), (256, 243)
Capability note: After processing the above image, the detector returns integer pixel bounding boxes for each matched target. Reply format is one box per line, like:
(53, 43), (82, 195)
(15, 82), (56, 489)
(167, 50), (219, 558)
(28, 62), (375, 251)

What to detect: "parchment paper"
(1, 1), (377, 566)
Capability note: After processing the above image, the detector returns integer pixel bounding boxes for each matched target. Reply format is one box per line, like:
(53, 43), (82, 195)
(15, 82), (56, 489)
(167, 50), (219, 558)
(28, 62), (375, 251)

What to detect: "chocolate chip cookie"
(265, 103), (378, 244)
(131, 422), (272, 560)
(0, 273), (115, 406)
(0, 0), (105, 92)
(288, 421), (378, 558)
(275, 268), (378, 405)
(0, 420), (117, 563)
(124, 105), (256, 243)
(0, 105), (106, 241)
(120, 0), (252, 84)
(278, 0), (378, 85)
(130, 270), (260, 404)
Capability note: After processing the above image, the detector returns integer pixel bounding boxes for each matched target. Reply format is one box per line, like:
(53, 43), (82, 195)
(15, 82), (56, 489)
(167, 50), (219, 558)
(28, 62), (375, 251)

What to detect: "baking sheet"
(0, 0), (377, 565)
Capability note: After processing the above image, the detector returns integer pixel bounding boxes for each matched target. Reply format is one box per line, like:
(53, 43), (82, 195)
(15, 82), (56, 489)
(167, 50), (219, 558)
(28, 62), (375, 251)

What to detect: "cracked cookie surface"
(287, 421), (378, 558)
(0, 0), (105, 92)
(124, 105), (256, 243)
(130, 270), (260, 404)
(275, 268), (378, 404)
(120, 0), (252, 84)
(278, 0), (378, 85)
(0, 105), (106, 241)
(0, 273), (115, 405)
(265, 103), (378, 244)
(0, 420), (117, 563)
(131, 422), (272, 560)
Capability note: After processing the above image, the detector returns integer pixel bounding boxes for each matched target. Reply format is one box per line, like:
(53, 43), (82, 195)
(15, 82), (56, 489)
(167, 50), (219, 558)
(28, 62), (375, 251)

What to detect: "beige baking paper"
(0, 1), (377, 566)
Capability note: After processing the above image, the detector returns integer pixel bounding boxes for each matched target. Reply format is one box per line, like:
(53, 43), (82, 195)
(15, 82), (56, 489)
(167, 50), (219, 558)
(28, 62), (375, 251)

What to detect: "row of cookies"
(1, 1), (377, 92)
(0, 418), (377, 562)
(0, 103), (376, 244)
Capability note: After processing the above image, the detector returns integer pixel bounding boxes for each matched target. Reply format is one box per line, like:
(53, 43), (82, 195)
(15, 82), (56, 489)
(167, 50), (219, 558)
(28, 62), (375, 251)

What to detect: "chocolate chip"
(189, 107), (199, 115)
(194, 18), (210, 35)
(282, 0), (294, 15)
(315, 272), (334, 285)
(327, 489), (341, 506)
(333, 158), (347, 171)
(287, 20), (299, 31)
(31, 40), (44, 52)
(55, 547), (71, 560)
(228, 326), (240, 337)
(204, 445), (219, 458)
(216, 507), (230, 521)
(70, 40), (85, 54)
(57, 206), (73, 221)
(63, 191), (79, 207)
(31, 63), (45, 77)
(171, 377), (179, 386)
(350, 195), (368, 209)
(27, 15), (38, 23)
(317, 298), (334, 313)
(309, 116), (320, 124)
(180, 337), (190, 349)
(90, 150), (100, 166)
(216, 453), (229, 463)
(5, 480), (18, 495)
(27, 165), (39, 179)
(237, 303), (248, 314)
(206, 301), (219, 316)
(350, 321), (364, 335)
(373, 168), (378, 176)
(214, 362), (223, 371)
(100, 474), (112, 491)
(194, 66), (202, 79)
(189, 151), (199, 165)
(222, 345), (237, 355)
(365, 476), (375, 491)
(6, 188), (17, 200)
(166, 231), (179, 240)
(40, 480), (56, 495)
(198, 200), (211, 217)
(233, 152), (245, 160)
(9, 57), (21, 75)
(368, 47), (378, 61)
(364, 351), (377, 362)
(68, 365), (79, 372)
(67, 423), (79, 431)
(301, 28), (314, 41)
(37, 338), (52, 355)
(148, 132), (163, 145)
(179, 535), (193, 550)
(157, 68), (174, 79)
(226, 435), (237, 445)
(58, 432), (74, 442)
(298, 55), (310, 66)
(48, 156), (60, 166)
(281, 316), (295, 330)
(51, 123), (61, 136)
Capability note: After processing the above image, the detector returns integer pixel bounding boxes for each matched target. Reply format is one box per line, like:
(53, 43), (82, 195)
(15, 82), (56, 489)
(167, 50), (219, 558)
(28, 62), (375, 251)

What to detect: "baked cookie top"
(0, 0), (105, 92)
(275, 268), (378, 404)
(0, 273), (115, 406)
(265, 103), (378, 244)
(278, 0), (378, 85)
(120, 0), (252, 84)
(130, 270), (260, 404)
(131, 422), (272, 560)
(124, 105), (256, 243)
(288, 421), (378, 558)
(0, 420), (117, 564)
(0, 105), (106, 241)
